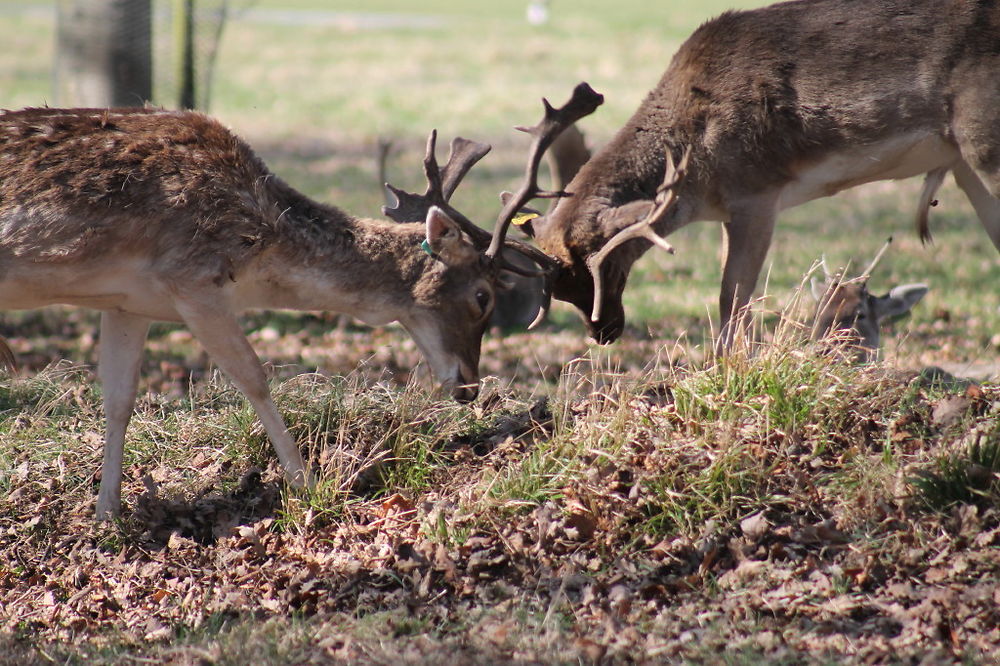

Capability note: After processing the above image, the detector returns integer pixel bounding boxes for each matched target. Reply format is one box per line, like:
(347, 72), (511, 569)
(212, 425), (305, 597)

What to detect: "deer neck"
(543, 125), (700, 269)
(238, 184), (430, 325)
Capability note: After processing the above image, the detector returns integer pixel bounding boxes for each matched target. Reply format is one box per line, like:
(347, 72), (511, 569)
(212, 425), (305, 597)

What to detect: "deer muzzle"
(587, 305), (625, 344)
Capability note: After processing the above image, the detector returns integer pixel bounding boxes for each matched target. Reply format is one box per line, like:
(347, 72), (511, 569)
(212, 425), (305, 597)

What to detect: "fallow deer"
(810, 240), (928, 361)
(519, 0), (1000, 352)
(0, 88), (595, 518)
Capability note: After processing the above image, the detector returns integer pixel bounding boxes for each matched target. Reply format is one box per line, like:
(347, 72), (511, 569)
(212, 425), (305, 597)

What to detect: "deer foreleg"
(95, 311), (150, 520)
(716, 208), (776, 354)
(173, 297), (308, 487)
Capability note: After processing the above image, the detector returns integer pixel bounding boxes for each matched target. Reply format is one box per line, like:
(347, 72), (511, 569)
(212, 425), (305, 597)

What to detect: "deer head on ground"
(0, 88), (593, 518)
(810, 239), (929, 361)
(520, 0), (1000, 351)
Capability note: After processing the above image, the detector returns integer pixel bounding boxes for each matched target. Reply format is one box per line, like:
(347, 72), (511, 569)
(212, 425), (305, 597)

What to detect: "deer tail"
(916, 167), (948, 245)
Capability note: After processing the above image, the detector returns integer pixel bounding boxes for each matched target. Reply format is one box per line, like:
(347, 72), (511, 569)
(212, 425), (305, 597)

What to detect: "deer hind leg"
(952, 89), (1000, 251)
(172, 296), (308, 487)
(95, 311), (150, 520)
(716, 207), (777, 354)
(952, 160), (1000, 253)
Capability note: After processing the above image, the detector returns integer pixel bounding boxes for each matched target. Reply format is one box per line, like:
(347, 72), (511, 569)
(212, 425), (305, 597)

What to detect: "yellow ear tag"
(511, 212), (540, 227)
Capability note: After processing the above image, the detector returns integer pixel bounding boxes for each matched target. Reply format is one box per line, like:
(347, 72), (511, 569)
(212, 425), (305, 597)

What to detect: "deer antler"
(381, 131), (561, 280)
(487, 82), (605, 328)
(586, 146), (692, 323)
(382, 83), (605, 326)
(486, 82), (604, 259)
(382, 131), (491, 229)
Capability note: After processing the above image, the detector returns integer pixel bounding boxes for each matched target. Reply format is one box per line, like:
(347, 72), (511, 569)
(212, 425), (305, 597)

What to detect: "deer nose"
(451, 383), (480, 403)
(588, 310), (624, 344)
(447, 364), (480, 403)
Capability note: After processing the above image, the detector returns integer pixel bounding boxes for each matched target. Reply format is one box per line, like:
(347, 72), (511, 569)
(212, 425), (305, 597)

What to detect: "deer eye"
(475, 288), (491, 312)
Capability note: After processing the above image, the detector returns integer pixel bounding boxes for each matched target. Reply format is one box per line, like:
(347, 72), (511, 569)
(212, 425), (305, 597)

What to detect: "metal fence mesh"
(52, 0), (251, 110)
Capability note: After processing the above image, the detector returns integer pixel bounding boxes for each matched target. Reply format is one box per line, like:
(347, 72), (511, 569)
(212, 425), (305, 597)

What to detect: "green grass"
(909, 437), (1000, 511)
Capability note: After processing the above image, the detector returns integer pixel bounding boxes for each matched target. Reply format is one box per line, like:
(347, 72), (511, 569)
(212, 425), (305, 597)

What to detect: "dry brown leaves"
(1, 361), (998, 663)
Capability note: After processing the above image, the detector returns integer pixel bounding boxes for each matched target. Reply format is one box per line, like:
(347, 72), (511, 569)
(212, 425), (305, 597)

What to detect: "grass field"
(1, 1), (999, 663)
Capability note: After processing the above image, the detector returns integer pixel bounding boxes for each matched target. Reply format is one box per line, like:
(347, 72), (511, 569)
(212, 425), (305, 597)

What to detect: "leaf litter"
(0, 326), (998, 664)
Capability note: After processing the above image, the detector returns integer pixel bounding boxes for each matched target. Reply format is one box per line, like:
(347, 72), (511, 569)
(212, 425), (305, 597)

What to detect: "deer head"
(524, 143), (694, 343)
(810, 239), (929, 361)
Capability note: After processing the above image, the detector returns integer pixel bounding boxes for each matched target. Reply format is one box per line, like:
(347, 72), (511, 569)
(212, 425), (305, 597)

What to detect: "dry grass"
(1, 305), (998, 662)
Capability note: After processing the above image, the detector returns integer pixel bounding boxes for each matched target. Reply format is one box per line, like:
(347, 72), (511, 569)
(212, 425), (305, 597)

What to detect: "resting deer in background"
(515, 0), (1000, 351)
(0, 88), (593, 518)
(810, 239), (928, 361)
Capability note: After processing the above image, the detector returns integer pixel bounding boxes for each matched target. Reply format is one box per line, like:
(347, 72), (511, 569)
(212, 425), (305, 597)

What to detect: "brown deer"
(0, 89), (594, 518)
(519, 0), (1000, 351)
(810, 240), (928, 361)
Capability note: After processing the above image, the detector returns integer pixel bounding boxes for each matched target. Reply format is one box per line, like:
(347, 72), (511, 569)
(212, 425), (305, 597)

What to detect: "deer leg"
(95, 311), (150, 520)
(716, 208), (777, 353)
(173, 298), (308, 487)
(952, 160), (1000, 253)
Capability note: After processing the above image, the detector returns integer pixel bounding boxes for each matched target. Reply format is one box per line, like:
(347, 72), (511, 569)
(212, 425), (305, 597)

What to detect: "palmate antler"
(586, 146), (692, 323)
(383, 82), (605, 325)
(488, 82), (605, 327)
(382, 132), (491, 223)
(487, 82), (604, 259)
(382, 131), (556, 280)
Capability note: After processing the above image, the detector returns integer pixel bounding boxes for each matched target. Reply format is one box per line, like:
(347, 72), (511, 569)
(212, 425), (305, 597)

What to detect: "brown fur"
(0, 107), (486, 313)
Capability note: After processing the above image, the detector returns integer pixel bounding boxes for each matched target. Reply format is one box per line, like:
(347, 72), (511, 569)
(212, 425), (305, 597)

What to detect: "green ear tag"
(420, 239), (434, 256)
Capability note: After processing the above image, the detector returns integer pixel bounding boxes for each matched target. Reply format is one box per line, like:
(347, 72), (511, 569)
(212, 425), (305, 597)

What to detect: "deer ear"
(499, 192), (544, 237)
(810, 277), (829, 301)
(872, 283), (929, 320)
(602, 200), (656, 233)
(425, 206), (477, 265)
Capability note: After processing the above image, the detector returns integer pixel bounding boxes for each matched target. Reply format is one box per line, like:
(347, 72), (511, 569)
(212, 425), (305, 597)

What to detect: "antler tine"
(421, 129), (443, 198)
(382, 131), (494, 246)
(441, 137), (491, 200)
(528, 278), (555, 330)
(586, 146), (691, 322)
(860, 236), (893, 280)
(383, 130), (442, 223)
(819, 254), (831, 281)
(486, 82), (604, 260)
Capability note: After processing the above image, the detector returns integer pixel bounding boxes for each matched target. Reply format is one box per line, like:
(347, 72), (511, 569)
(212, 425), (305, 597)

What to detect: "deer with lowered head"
(516, 0), (1000, 351)
(810, 239), (928, 361)
(0, 86), (596, 519)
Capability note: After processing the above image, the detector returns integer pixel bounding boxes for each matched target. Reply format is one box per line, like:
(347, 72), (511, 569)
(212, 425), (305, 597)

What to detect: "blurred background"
(1, 0), (998, 389)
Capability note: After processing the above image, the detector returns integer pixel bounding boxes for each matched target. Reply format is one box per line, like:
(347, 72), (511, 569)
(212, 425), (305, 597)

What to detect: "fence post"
(55, 0), (152, 107)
